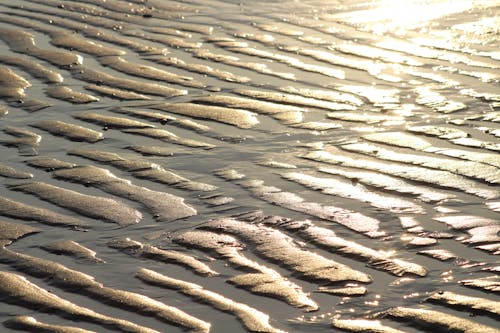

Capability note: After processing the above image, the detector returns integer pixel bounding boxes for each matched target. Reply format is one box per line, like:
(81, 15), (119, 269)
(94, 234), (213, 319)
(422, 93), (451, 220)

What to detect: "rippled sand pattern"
(0, 0), (499, 332)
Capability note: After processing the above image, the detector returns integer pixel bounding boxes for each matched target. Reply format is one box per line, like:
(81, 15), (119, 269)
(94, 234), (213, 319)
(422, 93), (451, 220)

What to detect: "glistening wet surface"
(0, 0), (499, 332)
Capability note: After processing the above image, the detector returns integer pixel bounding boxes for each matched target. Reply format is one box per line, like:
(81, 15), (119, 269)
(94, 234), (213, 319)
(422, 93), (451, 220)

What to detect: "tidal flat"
(0, 0), (499, 332)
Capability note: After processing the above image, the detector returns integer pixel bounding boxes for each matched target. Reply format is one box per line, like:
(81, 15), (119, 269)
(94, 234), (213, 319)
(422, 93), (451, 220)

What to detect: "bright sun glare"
(337, 0), (477, 34)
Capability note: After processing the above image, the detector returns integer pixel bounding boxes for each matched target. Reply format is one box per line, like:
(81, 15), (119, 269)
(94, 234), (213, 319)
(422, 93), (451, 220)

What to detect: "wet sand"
(0, 0), (499, 332)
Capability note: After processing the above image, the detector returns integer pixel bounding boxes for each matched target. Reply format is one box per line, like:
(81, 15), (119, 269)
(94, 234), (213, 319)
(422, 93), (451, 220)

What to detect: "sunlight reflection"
(390, 277), (416, 286)
(441, 270), (454, 282)
(334, 0), (477, 35)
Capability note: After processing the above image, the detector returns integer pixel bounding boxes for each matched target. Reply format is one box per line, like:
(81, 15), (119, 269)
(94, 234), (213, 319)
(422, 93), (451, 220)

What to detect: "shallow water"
(0, 0), (499, 332)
